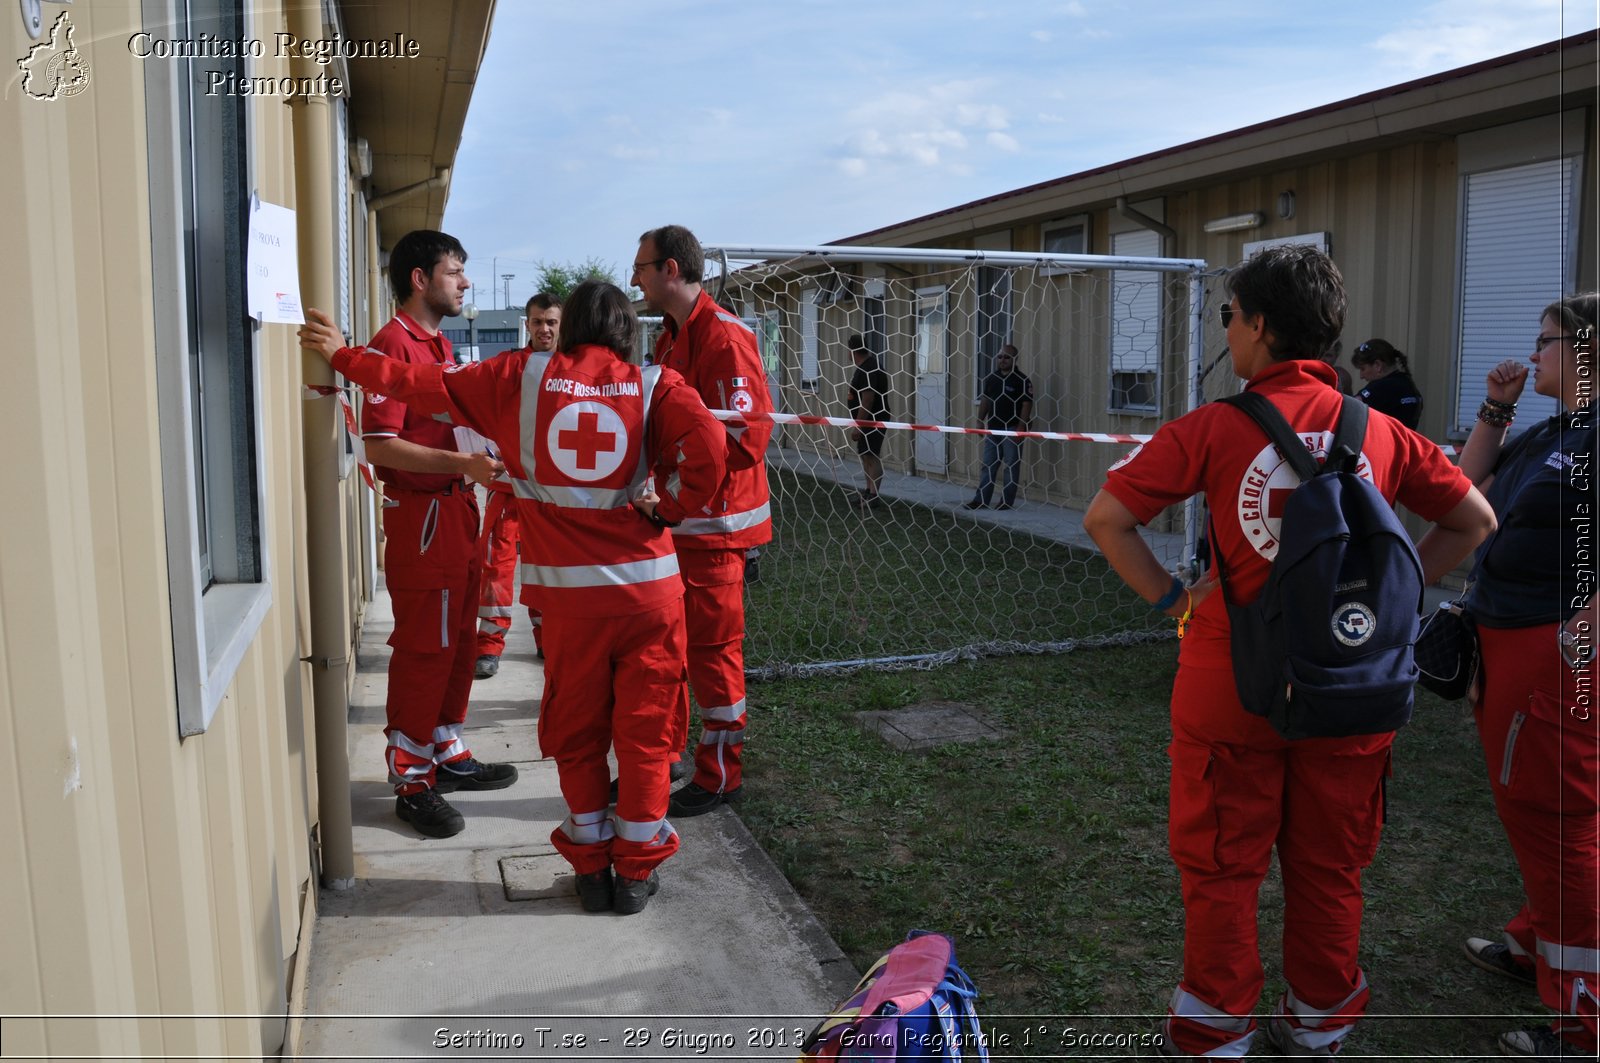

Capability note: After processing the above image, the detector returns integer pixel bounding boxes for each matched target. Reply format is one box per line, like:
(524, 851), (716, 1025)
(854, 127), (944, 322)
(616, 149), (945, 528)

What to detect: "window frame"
(1040, 213), (1091, 275)
(1107, 227), (1163, 415)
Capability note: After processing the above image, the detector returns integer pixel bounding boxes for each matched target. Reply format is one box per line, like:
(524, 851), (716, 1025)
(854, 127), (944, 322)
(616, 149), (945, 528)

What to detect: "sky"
(442, 0), (1598, 312)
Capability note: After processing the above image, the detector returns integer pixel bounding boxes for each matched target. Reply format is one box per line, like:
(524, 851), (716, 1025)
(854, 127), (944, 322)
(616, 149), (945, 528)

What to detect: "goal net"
(686, 244), (1215, 677)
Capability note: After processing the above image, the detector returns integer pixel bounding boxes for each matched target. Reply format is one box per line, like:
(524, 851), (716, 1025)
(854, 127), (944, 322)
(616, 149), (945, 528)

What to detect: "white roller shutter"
(800, 287), (819, 386)
(1454, 157), (1578, 432)
(1110, 228), (1162, 411)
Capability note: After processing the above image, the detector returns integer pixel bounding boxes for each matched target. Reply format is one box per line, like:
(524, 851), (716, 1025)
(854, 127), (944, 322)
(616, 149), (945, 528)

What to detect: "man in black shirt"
(847, 334), (890, 507)
(964, 344), (1034, 510)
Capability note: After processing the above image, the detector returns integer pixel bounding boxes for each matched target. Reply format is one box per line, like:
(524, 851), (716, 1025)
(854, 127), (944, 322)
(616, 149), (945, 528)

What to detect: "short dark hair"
(558, 279), (637, 361)
(387, 230), (467, 304)
(848, 333), (869, 356)
(1544, 293), (1599, 367)
(525, 292), (563, 316)
(1351, 338), (1409, 373)
(1225, 244), (1346, 361)
(640, 224), (704, 283)
(998, 344), (1017, 358)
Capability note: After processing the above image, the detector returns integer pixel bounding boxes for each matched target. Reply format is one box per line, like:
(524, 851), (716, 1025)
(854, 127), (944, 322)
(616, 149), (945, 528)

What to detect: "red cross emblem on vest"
(559, 410), (617, 470)
(547, 401), (629, 483)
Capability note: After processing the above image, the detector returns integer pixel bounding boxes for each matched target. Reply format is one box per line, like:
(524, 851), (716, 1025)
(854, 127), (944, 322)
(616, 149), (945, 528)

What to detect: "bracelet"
(1177, 590), (1195, 639)
(1153, 575), (1185, 611)
(1477, 401), (1516, 428)
(1482, 397), (1517, 412)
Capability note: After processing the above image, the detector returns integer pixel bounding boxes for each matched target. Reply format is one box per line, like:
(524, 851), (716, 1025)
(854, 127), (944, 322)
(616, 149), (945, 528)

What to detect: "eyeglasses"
(631, 257), (668, 275)
(1218, 304), (1236, 327)
(1535, 334), (1575, 351)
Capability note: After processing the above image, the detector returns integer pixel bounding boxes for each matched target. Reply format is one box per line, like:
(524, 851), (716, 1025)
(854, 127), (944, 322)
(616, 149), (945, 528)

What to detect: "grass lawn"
(738, 643), (1537, 1060)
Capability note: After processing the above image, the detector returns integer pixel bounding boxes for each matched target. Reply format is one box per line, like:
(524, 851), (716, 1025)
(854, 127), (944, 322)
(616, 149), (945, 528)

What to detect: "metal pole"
(501, 274), (514, 312)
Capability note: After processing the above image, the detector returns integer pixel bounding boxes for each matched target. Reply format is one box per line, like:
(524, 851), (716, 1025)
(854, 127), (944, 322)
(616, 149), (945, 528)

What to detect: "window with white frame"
(1109, 228), (1162, 412)
(144, 0), (269, 737)
(975, 266), (1013, 389)
(1041, 214), (1091, 274)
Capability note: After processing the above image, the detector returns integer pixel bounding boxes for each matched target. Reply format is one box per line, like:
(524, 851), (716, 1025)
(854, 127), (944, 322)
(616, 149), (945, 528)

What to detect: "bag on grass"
(1213, 392), (1425, 740)
(799, 930), (989, 1062)
(1414, 599), (1479, 700)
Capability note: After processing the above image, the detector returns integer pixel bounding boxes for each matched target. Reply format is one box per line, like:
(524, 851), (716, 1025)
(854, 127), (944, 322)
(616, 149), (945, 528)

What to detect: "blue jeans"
(973, 435), (1022, 506)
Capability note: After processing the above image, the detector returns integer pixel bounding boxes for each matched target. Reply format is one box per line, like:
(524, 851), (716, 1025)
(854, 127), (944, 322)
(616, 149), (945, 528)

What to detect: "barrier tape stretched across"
(707, 408), (1462, 456)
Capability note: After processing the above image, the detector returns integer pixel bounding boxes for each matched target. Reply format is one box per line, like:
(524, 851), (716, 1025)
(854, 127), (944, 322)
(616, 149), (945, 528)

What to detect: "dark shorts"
(856, 428), (885, 457)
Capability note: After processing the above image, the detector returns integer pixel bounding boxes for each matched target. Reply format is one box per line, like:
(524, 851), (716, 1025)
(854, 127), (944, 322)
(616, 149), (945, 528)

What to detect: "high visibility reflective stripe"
(431, 723), (465, 764)
(1500, 711), (1527, 786)
(429, 411), (456, 424)
(698, 727), (745, 747)
(1169, 987), (1252, 1033)
(477, 619), (502, 634)
(1540, 939), (1600, 974)
(713, 311), (755, 335)
(522, 553), (679, 589)
(515, 357), (660, 510)
(612, 814), (676, 845)
(560, 809), (614, 846)
(673, 502), (771, 536)
(439, 588), (450, 647)
(511, 478), (634, 510)
(1278, 978), (1367, 1052)
(1282, 975), (1367, 1025)
(389, 730), (434, 760)
(702, 699), (747, 723)
(477, 606), (515, 619)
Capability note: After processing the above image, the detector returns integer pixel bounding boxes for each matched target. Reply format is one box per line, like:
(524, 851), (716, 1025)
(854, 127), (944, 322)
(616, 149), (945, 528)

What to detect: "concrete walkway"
(291, 585), (858, 1061)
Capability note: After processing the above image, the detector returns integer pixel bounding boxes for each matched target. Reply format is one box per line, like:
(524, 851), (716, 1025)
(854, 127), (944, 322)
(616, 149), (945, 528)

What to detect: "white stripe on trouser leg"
(1279, 976), (1367, 1052)
(611, 814), (679, 848)
(697, 727), (746, 746)
(1168, 987), (1253, 1058)
(560, 808), (615, 846)
(1538, 939), (1600, 974)
(1504, 933), (1535, 960)
(440, 589), (450, 648)
(432, 723), (466, 764)
(478, 619), (500, 635)
(387, 749), (432, 782)
(478, 606), (514, 619)
(702, 698), (746, 723)
(390, 729), (435, 760)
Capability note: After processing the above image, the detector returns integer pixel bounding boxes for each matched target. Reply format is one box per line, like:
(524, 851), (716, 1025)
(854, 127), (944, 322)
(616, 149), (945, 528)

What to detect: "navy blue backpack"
(1212, 392), (1424, 740)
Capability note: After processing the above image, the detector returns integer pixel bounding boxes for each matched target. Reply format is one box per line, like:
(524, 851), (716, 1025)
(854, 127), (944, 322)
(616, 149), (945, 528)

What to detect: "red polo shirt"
(361, 311), (462, 493)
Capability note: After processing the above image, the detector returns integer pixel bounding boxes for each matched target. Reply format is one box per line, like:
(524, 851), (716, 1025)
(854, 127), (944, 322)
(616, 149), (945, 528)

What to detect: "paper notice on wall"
(247, 198), (305, 324)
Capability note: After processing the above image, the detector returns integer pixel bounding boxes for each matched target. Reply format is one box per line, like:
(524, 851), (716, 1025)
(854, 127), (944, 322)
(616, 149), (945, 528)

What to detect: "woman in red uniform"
(1085, 245), (1494, 1058)
(302, 281), (725, 915)
(1456, 293), (1598, 1059)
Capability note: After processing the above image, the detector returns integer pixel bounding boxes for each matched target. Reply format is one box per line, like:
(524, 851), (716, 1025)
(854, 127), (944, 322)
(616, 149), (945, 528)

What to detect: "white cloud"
(1370, 0), (1574, 72)
(987, 131), (1021, 152)
(1031, 29), (1053, 43)
(836, 80), (1016, 176)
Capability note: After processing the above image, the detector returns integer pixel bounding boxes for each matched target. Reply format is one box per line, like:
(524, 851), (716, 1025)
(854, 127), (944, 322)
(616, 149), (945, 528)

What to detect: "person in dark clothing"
(1351, 338), (1423, 429)
(846, 334), (890, 507)
(964, 344), (1034, 510)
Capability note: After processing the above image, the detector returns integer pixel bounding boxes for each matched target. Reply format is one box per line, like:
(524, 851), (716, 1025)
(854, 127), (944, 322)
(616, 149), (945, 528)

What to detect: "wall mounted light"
(1277, 190), (1296, 220)
(1203, 212), (1266, 234)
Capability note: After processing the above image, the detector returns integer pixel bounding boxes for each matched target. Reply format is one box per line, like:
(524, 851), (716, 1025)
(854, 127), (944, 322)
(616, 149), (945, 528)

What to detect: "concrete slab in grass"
(855, 700), (1002, 751)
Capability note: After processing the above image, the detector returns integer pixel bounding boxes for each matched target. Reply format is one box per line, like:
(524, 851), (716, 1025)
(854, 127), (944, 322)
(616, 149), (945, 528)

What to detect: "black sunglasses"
(1218, 304), (1236, 327)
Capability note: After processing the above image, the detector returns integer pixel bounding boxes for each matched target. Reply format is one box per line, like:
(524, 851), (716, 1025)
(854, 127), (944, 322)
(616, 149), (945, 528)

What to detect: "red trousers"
(540, 603), (690, 880)
(680, 547), (748, 793)
(381, 489), (483, 794)
(475, 489), (541, 657)
(1163, 664), (1389, 1058)
(1476, 622), (1600, 1053)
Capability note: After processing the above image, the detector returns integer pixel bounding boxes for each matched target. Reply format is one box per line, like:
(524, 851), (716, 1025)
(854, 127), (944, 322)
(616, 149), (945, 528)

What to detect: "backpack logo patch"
(1332, 602), (1377, 647)
(1238, 434), (1374, 560)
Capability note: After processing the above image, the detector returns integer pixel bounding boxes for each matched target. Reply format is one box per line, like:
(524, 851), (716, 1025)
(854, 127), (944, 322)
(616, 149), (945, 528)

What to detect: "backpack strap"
(1218, 391), (1320, 481)
(1327, 395), (1369, 475)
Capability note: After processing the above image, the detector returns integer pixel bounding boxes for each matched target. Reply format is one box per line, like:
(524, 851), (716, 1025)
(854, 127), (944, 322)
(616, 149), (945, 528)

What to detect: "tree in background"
(534, 257), (631, 301)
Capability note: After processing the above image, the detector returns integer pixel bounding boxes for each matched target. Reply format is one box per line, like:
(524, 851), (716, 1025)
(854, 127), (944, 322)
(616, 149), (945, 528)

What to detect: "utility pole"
(502, 274), (514, 314)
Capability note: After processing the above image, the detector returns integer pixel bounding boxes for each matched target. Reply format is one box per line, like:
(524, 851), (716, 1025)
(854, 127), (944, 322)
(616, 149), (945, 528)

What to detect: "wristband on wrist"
(1153, 575), (1185, 612)
(1482, 397), (1517, 412)
(1477, 401), (1515, 428)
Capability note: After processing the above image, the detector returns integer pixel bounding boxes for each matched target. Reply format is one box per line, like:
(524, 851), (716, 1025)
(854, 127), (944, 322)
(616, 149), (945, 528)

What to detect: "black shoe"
(574, 870), (613, 912)
(744, 557), (761, 584)
(1500, 1026), (1576, 1058)
(395, 789), (465, 838)
(669, 782), (742, 817)
(473, 654), (500, 679)
(613, 871), (660, 915)
(1464, 936), (1538, 984)
(434, 757), (518, 793)
(669, 758), (692, 783)
(961, 500), (985, 510)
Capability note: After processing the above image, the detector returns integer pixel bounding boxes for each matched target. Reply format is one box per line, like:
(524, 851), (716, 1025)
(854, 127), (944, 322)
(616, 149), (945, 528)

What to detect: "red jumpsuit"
(333, 341), (725, 881)
(474, 345), (543, 660)
(361, 312), (485, 796)
(1101, 361), (1472, 1057)
(654, 291), (774, 794)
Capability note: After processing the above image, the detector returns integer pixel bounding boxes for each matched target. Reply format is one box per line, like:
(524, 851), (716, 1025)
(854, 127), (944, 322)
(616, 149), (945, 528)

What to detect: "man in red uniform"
(1084, 244), (1494, 1058)
(633, 225), (774, 817)
(474, 292), (562, 679)
(301, 280), (726, 914)
(362, 230), (518, 839)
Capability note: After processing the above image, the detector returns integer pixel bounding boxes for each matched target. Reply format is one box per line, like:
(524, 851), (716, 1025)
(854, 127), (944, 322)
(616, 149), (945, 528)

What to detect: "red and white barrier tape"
(708, 408), (1461, 456)
(304, 385), (376, 488)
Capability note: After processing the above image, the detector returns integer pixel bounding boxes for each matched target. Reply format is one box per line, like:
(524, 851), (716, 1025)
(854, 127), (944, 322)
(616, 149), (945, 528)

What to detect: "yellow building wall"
(0, 2), (344, 1056)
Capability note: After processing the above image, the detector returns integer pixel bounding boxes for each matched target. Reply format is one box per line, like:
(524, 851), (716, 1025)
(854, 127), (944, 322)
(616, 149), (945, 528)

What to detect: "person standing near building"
(633, 225), (774, 817)
(964, 344), (1034, 511)
(846, 334), (890, 508)
(1083, 244), (1493, 1058)
(1351, 338), (1424, 429)
(474, 292), (562, 678)
(302, 280), (726, 914)
(360, 230), (518, 839)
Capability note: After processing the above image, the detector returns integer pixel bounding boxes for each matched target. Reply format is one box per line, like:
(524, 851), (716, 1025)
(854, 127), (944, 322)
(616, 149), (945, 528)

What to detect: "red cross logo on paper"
(1236, 432), (1373, 560)
(547, 402), (628, 482)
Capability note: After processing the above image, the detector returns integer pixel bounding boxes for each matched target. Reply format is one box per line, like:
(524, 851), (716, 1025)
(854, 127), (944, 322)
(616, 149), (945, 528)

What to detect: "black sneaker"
(669, 758), (692, 782)
(473, 654), (500, 679)
(574, 870), (613, 912)
(613, 871), (660, 915)
(1464, 936), (1537, 984)
(961, 500), (985, 510)
(1500, 1025), (1576, 1058)
(434, 757), (518, 793)
(669, 782), (741, 817)
(395, 789), (464, 838)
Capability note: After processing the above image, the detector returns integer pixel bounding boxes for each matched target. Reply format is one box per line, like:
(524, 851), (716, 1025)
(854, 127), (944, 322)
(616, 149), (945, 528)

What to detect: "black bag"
(1213, 393), (1425, 740)
(1414, 600), (1479, 700)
